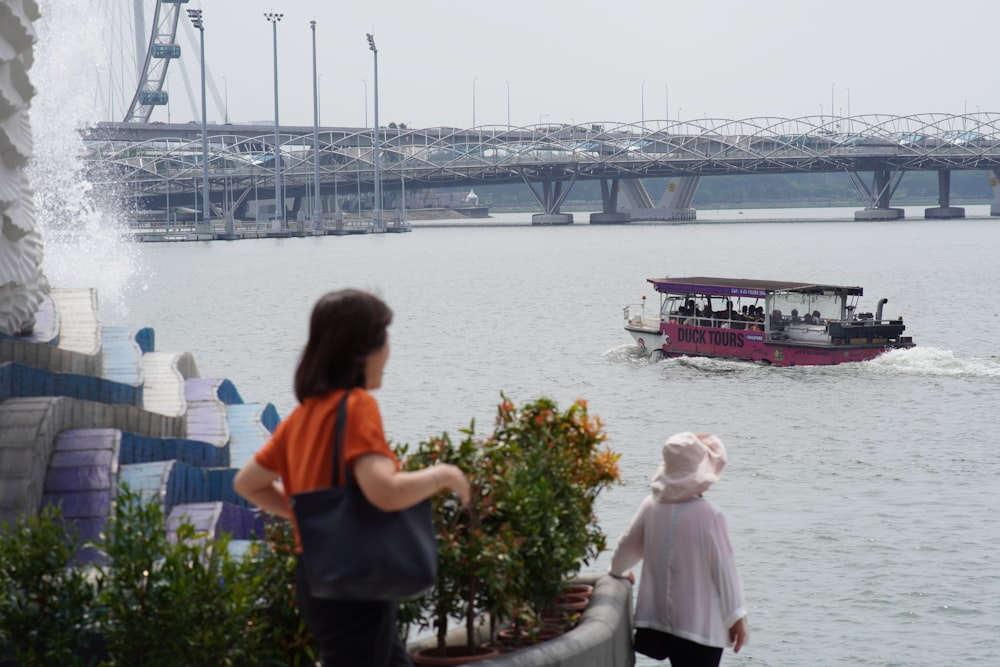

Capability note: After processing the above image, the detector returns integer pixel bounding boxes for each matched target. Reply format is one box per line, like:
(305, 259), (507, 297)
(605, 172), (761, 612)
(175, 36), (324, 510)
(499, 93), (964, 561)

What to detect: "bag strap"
(330, 388), (352, 487)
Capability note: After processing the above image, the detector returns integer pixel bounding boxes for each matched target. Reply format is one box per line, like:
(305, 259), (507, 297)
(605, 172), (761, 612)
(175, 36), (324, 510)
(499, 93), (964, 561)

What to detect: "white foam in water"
(865, 346), (1000, 378)
(27, 0), (145, 323)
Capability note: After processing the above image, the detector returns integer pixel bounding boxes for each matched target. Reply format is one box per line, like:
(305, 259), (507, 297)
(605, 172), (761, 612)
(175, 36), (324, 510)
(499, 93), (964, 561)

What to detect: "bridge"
(83, 113), (1000, 233)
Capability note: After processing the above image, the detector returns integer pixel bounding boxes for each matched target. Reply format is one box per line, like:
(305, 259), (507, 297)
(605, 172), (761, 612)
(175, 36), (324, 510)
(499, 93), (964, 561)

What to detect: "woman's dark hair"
(294, 289), (393, 402)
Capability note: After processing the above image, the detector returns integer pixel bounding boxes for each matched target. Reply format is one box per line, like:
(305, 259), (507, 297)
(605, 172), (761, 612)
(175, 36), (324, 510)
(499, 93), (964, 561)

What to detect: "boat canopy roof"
(647, 276), (864, 298)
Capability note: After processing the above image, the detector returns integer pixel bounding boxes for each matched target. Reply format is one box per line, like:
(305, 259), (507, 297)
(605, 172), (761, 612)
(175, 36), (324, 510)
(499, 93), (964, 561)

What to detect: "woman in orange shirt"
(235, 289), (470, 667)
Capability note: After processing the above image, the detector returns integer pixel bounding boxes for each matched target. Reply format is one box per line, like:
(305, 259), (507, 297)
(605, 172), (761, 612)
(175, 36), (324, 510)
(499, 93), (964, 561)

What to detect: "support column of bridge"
(924, 169), (965, 219)
(289, 196), (307, 236)
(988, 170), (1000, 216)
(614, 178), (699, 222)
(522, 172), (576, 225)
(852, 169), (905, 221)
(590, 178), (630, 224)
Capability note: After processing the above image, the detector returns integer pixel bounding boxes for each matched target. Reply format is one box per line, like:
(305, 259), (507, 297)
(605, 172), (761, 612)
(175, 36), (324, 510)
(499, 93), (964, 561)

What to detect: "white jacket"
(609, 495), (747, 648)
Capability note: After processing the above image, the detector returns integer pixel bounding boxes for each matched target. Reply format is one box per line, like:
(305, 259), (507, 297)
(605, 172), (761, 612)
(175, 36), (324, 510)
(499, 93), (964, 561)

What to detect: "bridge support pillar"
(522, 171), (575, 225)
(590, 178), (630, 224)
(924, 169), (965, 219)
(987, 169), (1000, 216)
(852, 169), (905, 220)
(618, 177), (698, 222)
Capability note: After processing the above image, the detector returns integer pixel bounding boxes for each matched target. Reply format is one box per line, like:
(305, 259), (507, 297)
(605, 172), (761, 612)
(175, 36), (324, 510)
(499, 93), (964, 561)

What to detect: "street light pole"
(265, 12), (284, 230)
(641, 80), (645, 131)
(505, 80), (510, 128)
(367, 33), (382, 232)
(187, 9), (210, 229)
(311, 20), (322, 230)
(831, 82), (835, 126)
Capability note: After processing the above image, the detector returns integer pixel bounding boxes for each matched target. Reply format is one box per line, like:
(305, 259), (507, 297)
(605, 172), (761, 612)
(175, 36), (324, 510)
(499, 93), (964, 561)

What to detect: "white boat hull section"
(625, 316), (666, 353)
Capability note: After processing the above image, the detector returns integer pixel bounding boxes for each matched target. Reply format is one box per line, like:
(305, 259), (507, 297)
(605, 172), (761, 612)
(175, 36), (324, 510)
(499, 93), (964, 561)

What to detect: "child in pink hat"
(609, 432), (748, 666)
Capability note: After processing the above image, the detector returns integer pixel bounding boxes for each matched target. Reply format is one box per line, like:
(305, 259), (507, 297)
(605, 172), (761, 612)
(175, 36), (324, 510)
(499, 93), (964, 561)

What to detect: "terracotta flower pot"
(563, 583), (594, 599)
(557, 592), (590, 612)
(411, 645), (501, 666)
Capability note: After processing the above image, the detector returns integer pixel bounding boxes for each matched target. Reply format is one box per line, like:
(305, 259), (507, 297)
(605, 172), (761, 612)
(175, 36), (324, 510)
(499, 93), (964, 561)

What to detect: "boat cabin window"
(661, 294), (765, 329)
(769, 292), (846, 325)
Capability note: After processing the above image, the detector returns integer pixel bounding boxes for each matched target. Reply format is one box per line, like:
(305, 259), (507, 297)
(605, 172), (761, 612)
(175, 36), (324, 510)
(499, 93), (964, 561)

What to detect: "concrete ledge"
(854, 207), (905, 221)
(924, 206), (965, 219)
(623, 207), (697, 222)
(531, 213), (574, 225)
(407, 574), (634, 667)
(589, 212), (631, 224)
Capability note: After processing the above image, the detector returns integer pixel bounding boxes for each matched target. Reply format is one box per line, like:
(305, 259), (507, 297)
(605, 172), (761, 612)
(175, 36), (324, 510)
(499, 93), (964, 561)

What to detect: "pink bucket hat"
(650, 432), (728, 502)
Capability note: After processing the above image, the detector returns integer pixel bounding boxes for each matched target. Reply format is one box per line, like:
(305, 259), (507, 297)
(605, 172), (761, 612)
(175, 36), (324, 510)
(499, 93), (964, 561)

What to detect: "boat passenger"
(698, 304), (714, 327)
(790, 309), (801, 323)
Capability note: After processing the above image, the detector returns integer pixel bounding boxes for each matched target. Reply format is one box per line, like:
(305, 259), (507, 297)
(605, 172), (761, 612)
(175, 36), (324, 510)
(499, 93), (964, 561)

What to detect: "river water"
(71, 207), (998, 666)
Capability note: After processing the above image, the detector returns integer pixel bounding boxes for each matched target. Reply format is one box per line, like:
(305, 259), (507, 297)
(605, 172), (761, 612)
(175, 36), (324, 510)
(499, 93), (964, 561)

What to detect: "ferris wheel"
(96, 0), (203, 123)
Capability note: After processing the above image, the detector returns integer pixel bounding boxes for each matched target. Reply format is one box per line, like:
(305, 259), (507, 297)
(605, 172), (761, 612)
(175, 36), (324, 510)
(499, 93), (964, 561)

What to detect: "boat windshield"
(770, 292), (848, 322)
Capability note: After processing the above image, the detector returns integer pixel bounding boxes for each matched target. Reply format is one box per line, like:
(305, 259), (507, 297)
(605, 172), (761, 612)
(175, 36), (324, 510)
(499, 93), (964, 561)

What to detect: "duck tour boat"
(623, 276), (915, 366)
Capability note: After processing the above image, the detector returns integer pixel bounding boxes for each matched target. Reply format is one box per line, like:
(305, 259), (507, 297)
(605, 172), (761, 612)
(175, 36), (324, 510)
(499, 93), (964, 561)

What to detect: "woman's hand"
(729, 616), (749, 653)
(432, 463), (471, 508)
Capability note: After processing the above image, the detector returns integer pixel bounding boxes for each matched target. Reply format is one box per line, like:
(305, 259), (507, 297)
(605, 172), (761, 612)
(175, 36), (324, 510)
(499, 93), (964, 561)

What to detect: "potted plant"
(492, 395), (620, 627)
(397, 396), (620, 664)
(399, 428), (519, 664)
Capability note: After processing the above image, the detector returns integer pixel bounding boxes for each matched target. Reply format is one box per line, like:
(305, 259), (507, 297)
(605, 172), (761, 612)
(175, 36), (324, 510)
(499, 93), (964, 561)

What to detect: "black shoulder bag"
(291, 389), (438, 600)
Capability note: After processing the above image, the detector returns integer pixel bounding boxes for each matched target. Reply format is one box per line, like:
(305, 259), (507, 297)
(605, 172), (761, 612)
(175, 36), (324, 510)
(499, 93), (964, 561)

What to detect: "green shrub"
(0, 505), (97, 667)
(0, 488), (317, 667)
(238, 521), (317, 667)
(94, 487), (252, 666)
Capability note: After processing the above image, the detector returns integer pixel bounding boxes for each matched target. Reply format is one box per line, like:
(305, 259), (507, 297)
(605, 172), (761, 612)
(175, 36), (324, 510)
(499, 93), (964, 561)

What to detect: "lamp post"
(366, 33), (382, 232)
(362, 79), (368, 127)
(831, 82), (835, 125)
(641, 80), (645, 132)
(311, 20), (321, 229)
(505, 80), (510, 128)
(187, 9), (210, 229)
(265, 12), (284, 230)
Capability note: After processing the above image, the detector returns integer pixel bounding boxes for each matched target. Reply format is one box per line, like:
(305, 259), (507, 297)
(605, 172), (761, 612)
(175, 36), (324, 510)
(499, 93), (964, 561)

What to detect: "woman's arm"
(353, 453), (470, 512)
(608, 498), (649, 577)
(233, 459), (292, 519)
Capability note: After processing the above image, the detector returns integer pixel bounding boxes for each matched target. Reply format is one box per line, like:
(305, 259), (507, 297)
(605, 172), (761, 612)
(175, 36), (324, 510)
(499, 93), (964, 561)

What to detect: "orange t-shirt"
(254, 388), (399, 550)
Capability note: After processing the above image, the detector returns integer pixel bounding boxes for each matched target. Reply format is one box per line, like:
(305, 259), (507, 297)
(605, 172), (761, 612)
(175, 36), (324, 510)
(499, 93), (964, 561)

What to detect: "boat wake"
(604, 344), (762, 375)
(603, 343), (654, 365)
(863, 347), (1000, 379)
(607, 343), (1000, 380)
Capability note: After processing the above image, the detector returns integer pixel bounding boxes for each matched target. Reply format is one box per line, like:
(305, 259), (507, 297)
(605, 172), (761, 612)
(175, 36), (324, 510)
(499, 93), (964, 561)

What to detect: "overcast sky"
(69, 0), (1000, 129)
